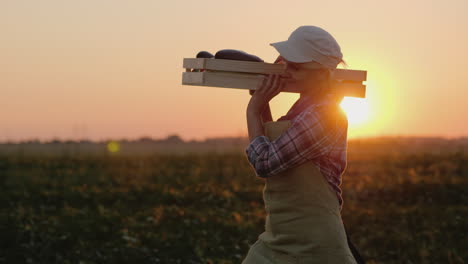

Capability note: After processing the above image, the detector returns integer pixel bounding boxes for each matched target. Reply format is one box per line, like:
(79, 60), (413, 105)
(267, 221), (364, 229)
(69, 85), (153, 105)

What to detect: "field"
(1, 138), (467, 263)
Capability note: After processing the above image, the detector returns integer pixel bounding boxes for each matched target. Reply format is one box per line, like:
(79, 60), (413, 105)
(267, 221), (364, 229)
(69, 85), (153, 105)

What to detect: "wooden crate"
(181, 58), (367, 98)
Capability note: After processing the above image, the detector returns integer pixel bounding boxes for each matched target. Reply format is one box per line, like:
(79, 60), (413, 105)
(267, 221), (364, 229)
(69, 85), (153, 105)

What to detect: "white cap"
(270, 25), (343, 69)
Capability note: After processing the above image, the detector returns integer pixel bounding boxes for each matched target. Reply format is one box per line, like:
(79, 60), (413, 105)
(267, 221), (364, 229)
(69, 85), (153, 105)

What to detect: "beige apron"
(242, 120), (356, 264)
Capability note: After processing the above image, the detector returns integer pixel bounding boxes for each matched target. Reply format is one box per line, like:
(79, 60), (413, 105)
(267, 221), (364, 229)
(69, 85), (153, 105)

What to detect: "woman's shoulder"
(295, 98), (348, 127)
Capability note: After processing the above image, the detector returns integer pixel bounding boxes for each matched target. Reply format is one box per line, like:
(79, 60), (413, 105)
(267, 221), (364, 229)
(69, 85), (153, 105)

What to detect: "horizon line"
(1, 134), (467, 144)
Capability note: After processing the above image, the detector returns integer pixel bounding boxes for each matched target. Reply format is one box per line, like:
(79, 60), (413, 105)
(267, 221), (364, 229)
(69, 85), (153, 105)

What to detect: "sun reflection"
(340, 97), (369, 125)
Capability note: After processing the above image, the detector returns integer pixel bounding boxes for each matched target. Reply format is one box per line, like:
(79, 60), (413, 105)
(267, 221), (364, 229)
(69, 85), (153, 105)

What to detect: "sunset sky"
(1, 0), (467, 142)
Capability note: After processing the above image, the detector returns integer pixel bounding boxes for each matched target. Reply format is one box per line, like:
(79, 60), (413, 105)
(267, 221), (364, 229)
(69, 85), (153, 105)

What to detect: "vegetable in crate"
(214, 49), (264, 62)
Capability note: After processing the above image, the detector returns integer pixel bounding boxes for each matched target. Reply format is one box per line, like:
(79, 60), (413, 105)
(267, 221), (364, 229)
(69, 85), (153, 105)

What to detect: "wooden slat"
(182, 71), (263, 90)
(183, 58), (285, 74)
(182, 72), (366, 98)
(183, 58), (207, 70)
(183, 58), (366, 81)
(182, 71), (205, 84)
(332, 69), (367, 81)
(331, 80), (367, 98)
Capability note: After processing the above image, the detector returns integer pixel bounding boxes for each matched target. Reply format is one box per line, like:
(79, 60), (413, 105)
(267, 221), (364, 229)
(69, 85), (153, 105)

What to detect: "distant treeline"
(0, 135), (467, 155)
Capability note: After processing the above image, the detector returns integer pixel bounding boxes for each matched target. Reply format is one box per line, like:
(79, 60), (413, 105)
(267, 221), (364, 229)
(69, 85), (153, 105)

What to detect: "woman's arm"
(246, 102), (272, 142)
(258, 55), (284, 123)
(249, 90), (273, 123)
(246, 106), (264, 142)
(247, 74), (285, 142)
(247, 102), (272, 141)
(246, 106), (347, 177)
(261, 104), (273, 123)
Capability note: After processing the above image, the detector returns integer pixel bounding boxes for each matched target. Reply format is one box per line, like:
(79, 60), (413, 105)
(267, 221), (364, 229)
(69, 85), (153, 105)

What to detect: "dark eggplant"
(214, 49), (264, 62)
(196, 51), (214, 58)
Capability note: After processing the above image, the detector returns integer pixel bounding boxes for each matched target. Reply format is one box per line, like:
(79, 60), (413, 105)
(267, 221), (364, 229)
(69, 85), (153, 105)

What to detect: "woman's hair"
(278, 54), (348, 100)
(337, 58), (348, 69)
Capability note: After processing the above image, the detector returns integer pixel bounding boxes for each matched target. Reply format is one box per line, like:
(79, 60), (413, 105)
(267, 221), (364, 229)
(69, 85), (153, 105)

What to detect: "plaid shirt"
(245, 93), (348, 208)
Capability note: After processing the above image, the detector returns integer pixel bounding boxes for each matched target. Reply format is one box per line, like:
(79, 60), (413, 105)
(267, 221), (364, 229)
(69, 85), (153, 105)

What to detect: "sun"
(339, 97), (369, 125)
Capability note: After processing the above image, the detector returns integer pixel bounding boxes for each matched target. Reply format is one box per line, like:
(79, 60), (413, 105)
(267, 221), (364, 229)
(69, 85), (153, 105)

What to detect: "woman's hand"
(248, 74), (286, 115)
(246, 74), (285, 141)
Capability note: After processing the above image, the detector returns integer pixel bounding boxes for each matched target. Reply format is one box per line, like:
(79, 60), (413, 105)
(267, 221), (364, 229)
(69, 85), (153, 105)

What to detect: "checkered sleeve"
(245, 106), (346, 178)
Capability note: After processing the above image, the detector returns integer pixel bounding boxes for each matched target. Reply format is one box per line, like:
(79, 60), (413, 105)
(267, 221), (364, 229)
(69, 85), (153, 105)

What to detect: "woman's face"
(280, 57), (328, 94)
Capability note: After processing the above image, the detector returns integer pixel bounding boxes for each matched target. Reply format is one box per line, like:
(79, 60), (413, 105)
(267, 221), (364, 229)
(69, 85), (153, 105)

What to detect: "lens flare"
(107, 141), (120, 153)
(340, 97), (369, 125)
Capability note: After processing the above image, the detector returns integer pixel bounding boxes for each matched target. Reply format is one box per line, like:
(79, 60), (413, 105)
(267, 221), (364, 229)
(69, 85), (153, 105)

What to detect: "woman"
(242, 25), (364, 263)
